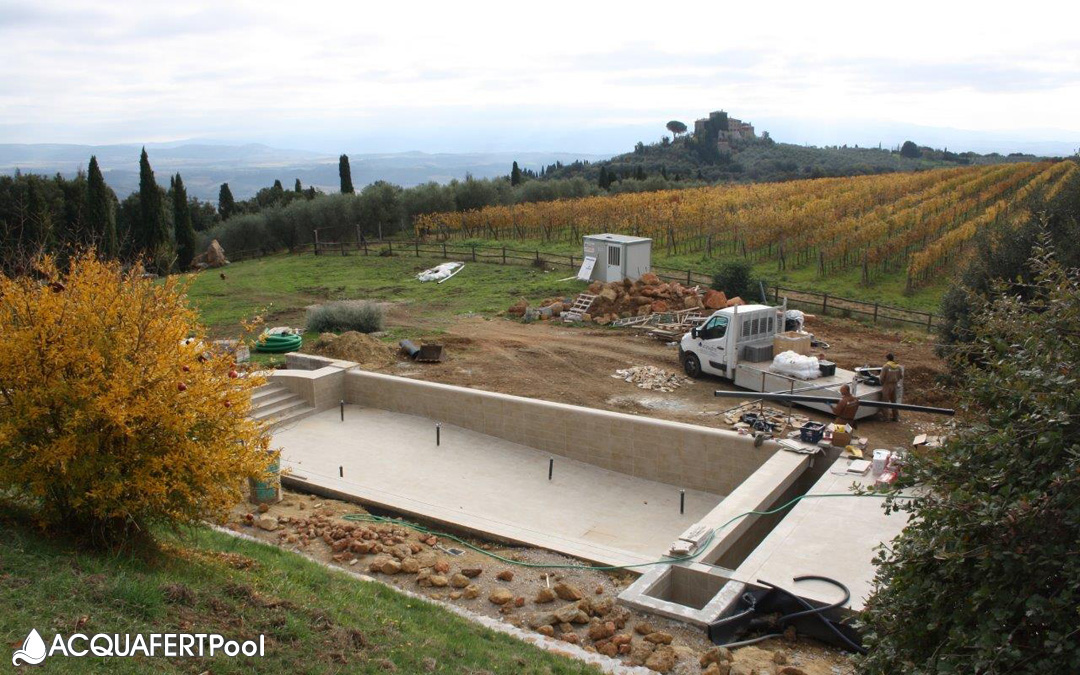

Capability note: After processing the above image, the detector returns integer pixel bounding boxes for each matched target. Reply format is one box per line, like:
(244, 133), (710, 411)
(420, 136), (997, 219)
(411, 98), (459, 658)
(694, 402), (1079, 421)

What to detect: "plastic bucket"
(249, 456), (282, 504)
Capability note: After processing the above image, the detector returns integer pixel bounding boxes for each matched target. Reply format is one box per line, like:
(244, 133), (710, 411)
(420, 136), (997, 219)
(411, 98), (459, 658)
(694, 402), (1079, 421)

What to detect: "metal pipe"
(680, 490), (685, 514)
(340, 399), (344, 421)
(713, 390), (954, 416)
(436, 423), (441, 446)
(548, 458), (554, 481)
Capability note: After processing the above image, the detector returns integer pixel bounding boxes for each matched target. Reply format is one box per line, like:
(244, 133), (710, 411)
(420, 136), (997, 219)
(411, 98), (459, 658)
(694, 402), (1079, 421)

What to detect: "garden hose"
(342, 491), (918, 573)
(255, 333), (302, 353)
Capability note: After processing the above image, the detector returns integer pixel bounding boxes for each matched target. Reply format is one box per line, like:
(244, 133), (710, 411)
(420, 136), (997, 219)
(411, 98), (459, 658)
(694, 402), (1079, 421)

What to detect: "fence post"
(774, 285), (780, 303)
(415, 240), (420, 257)
(822, 293), (828, 314)
(570, 255), (575, 270)
(502, 246), (506, 265)
(687, 269), (692, 285)
(314, 230), (320, 256)
(873, 302), (879, 323)
(535, 249), (540, 265)
(472, 245), (477, 262)
(443, 242), (447, 258)
(927, 313), (933, 333)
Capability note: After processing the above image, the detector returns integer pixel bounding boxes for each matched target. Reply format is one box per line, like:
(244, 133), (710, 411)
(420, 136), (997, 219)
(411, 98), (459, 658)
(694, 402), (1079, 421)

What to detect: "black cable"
(776, 575), (851, 623)
(757, 578), (867, 655)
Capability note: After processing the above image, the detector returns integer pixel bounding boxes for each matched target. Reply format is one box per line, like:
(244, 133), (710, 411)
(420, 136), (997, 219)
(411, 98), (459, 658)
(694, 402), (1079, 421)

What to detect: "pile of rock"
(508, 272), (743, 325)
(613, 366), (689, 393)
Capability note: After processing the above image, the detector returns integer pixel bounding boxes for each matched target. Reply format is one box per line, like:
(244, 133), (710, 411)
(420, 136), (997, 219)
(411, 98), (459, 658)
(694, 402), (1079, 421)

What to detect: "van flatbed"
(733, 362), (883, 420)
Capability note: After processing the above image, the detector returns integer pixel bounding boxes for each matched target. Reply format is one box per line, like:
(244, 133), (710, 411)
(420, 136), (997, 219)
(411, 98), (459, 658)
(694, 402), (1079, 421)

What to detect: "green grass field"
(0, 503), (597, 674)
(186, 252), (587, 335)
(448, 237), (949, 313)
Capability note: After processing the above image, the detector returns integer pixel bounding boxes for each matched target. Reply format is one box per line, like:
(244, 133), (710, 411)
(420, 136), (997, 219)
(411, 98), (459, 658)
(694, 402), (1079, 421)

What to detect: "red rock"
(650, 300), (669, 313)
(726, 296), (746, 307)
(703, 289), (728, 309)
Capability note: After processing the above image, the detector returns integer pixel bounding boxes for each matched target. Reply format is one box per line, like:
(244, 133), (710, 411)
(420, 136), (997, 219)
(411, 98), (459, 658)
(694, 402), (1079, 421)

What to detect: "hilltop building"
(694, 110), (756, 154)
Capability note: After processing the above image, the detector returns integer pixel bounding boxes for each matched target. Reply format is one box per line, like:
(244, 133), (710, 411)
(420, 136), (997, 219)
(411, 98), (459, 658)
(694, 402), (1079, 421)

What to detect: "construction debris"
(612, 366), (689, 393)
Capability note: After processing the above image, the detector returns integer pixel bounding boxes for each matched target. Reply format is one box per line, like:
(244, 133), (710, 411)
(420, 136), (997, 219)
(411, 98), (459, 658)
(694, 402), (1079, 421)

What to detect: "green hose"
(255, 333), (302, 353)
(342, 492), (918, 572)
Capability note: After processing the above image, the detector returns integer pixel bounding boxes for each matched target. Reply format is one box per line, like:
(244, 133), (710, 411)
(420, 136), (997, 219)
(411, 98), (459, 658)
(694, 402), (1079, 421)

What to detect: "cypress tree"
(510, 161), (523, 186)
(86, 155), (117, 258)
(339, 154), (354, 194)
(137, 147), (167, 254)
(270, 179), (285, 203)
(294, 178), (302, 193)
(171, 173), (197, 270)
(218, 183), (236, 220)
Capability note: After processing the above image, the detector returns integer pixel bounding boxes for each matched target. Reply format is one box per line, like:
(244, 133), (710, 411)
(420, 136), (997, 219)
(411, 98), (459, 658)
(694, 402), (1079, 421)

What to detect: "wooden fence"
(227, 238), (942, 331)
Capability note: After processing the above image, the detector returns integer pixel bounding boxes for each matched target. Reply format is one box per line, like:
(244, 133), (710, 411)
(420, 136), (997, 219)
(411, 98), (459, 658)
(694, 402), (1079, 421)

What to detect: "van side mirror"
(691, 327), (699, 339)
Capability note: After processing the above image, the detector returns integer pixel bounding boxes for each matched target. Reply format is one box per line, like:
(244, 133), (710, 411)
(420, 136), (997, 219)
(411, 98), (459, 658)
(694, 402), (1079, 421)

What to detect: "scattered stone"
(257, 503), (269, 513)
(611, 634), (632, 647)
(773, 649), (788, 664)
(701, 646), (733, 667)
(400, 558), (420, 574)
(514, 597), (525, 608)
(612, 366), (689, 393)
(380, 559), (402, 575)
(448, 591), (462, 600)
(595, 584), (604, 595)
(256, 514), (279, 531)
(644, 645), (677, 673)
(779, 668), (809, 675)
(429, 575), (448, 587)
(586, 621), (616, 642)
(496, 570), (514, 582)
(528, 612), (558, 629)
(591, 597), (614, 616)
(553, 582), (584, 601)
(703, 663), (730, 675)
(463, 585), (481, 599)
(537, 625), (555, 637)
(730, 664), (753, 675)
(489, 589), (513, 605)
(597, 641), (618, 657)
(634, 622), (654, 635)
(461, 567), (482, 578)
(534, 587), (556, 604)
(782, 626), (797, 643)
(449, 573), (470, 588)
(644, 631), (673, 645)
(560, 633), (579, 645)
(434, 561), (450, 574)
(558, 622), (575, 634)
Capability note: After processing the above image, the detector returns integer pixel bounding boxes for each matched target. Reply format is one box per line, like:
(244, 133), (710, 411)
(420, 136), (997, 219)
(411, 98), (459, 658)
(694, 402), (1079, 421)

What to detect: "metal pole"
(548, 458), (554, 480)
(340, 400), (344, 422)
(436, 423), (441, 446)
(680, 490), (685, 514)
(339, 466), (343, 478)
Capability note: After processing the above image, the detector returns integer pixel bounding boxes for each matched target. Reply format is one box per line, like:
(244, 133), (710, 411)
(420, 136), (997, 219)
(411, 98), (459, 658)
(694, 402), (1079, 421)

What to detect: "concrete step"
(251, 383), (289, 406)
(252, 397), (308, 421)
(268, 405), (318, 429)
(250, 389), (297, 412)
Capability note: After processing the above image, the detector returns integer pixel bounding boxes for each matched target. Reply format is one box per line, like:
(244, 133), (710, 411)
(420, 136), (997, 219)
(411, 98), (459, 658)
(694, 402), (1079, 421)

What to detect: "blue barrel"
(249, 455), (281, 504)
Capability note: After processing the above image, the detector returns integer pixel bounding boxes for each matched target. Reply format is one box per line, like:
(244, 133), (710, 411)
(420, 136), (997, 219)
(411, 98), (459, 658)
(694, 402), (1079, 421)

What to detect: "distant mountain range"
(0, 143), (610, 202)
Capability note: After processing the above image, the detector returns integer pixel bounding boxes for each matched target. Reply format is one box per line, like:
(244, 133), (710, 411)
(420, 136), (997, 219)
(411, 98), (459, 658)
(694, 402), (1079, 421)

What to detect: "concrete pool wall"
(342, 369), (775, 496)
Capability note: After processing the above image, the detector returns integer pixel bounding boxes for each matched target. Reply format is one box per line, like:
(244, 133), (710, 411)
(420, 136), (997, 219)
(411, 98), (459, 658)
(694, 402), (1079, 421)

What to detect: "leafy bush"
(0, 254), (271, 544)
(859, 240), (1080, 673)
(711, 260), (766, 301)
(306, 300), (384, 334)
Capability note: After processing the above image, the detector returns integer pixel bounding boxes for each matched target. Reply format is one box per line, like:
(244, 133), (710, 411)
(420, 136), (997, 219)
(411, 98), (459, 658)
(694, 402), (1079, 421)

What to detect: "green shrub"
(306, 301), (384, 334)
(711, 260), (765, 301)
(858, 241), (1080, 673)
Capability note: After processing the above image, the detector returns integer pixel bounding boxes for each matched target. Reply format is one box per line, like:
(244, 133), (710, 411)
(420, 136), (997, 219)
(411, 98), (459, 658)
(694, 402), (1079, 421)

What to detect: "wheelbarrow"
(400, 340), (445, 363)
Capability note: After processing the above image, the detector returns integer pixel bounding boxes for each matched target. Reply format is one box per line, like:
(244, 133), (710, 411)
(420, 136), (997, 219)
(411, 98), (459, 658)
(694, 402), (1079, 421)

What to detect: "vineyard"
(415, 161), (1077, 291)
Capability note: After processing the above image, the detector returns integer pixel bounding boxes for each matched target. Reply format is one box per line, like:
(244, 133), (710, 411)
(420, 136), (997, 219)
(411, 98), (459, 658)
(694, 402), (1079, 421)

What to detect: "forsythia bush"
(0, 254), (272, 542)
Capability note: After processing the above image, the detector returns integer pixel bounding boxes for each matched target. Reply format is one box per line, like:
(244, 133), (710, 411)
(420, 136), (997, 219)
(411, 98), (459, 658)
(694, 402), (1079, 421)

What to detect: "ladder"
(562, 293), (597, 321)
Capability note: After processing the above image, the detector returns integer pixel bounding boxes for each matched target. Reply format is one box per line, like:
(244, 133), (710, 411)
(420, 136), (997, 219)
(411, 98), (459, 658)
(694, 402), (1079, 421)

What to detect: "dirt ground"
(232, 491), (856, 675)
(377, 310), (953, 451)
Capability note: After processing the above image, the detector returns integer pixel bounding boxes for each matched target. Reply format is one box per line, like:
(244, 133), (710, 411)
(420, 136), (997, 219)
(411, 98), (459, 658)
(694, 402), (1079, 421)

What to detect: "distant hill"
(0, 143), (609, 202)
(542, 111), (1053, 184)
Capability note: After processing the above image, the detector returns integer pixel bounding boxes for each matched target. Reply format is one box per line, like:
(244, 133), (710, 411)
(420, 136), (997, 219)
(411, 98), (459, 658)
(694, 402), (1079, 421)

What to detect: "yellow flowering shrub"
(0, 254), (272, 541)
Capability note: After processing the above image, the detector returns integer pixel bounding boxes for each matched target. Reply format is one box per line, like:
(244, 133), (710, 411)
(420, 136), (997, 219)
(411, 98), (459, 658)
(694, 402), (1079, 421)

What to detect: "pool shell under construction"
(261, 353), (908, 628)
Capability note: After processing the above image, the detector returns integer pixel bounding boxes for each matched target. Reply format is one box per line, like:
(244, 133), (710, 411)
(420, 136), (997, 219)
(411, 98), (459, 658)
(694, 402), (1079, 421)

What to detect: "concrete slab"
(274, 406), (723, 567)
(730, 456), (911, 611)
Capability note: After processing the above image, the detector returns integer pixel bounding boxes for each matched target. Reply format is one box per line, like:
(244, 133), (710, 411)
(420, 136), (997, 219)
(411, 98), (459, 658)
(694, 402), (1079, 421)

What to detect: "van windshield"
(700, 315), (728, 340)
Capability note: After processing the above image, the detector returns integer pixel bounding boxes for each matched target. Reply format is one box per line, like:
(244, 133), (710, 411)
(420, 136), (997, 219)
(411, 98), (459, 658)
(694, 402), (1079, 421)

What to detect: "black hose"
(757, 577), (866, 654)
(777, 575), (851, 622)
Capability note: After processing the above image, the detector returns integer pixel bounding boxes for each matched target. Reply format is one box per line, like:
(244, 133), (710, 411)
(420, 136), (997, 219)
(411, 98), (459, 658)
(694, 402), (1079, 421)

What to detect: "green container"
(249, 457), (282, 504)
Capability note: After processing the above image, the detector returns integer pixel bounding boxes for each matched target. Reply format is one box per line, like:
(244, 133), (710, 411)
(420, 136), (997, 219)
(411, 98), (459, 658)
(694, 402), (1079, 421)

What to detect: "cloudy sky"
(2, 0), (1079, 154)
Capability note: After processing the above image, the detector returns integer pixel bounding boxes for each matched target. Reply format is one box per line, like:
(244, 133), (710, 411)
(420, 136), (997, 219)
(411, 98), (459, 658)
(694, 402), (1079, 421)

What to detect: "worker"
(879, 353), (904, 422)
(832, 384), (861, 426)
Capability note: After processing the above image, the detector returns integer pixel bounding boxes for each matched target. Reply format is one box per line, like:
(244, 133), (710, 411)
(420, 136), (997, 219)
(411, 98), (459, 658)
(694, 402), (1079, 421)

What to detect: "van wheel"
(683, 352), (702, 379)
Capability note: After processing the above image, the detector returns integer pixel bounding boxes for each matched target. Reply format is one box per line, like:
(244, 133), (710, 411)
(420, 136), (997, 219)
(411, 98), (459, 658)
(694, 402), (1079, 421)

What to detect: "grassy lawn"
(451, 237), (949, 313)
(185, 252), (586, 334)
(0, 506), (598, 674)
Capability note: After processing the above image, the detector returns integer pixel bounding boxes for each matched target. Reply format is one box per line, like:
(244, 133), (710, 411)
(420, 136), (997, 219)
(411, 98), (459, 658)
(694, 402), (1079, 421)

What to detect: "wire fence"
(228, 238), (942, 331)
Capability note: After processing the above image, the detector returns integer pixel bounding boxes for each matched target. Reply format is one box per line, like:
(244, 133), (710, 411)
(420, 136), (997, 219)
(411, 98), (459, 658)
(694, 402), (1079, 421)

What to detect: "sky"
(2, 0), (1079, 155)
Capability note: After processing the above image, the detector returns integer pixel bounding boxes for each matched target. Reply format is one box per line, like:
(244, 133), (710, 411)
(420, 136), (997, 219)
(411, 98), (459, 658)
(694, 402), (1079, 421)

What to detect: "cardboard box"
(774, 331), (812, 356)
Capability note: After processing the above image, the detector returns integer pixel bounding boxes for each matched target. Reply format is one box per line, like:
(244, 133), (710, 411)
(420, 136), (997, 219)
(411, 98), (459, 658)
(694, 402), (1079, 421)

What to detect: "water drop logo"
(12, 629), (47, 666)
